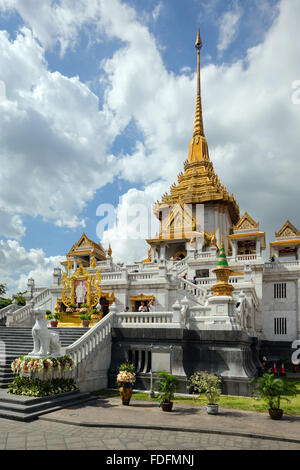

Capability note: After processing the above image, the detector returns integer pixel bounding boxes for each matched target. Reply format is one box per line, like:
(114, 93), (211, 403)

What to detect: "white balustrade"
(6, 288), (52, 326)
(0, 304), (13, 321)
(196, 278), (213, 285)
(264, 260), (300, 271)
(179, 278), (208, 305)
(168, 257), (188, 275)
(65, 311), (114, 366)
(195, 252), (216, 260)
(12, 303), (33, 324)
(236, 254), (257, 262)
(128, 272), (156, 281)
(115, 312), (173, 326)
(101, 272), (123, 281)
(229, 276), (245, 284)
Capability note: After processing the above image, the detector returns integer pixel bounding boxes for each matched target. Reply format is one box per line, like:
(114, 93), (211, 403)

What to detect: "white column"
(232, 240), (237, 259)
(160, 244), (166, 260)
(256, 238), (261, 256)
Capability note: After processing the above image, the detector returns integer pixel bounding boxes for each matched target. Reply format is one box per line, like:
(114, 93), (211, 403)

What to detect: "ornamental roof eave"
(228, 232), (266, 250)
(146, 230), (205, 244)
(270, 239), (300, 247)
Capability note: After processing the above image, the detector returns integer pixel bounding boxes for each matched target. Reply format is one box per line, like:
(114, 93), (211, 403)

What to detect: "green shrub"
(8, 376), (78, 397)
(188, 372), (222, 405)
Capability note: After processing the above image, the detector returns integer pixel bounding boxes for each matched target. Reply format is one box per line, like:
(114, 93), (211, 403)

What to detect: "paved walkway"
(40, 396), (300, 443)
(0, 417), (298, 450)
(0, 395), (300, 450)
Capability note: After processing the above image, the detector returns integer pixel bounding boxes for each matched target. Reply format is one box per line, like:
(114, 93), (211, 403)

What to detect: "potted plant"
(188, 371), (222, 414)
(154, 370), (179, 412)
(117, 362), (136, 405)
(91, 308), (103, 324)
(47, 313), (60, 327)
(250, 373), (297, 420)
(79, 312), (92, 327)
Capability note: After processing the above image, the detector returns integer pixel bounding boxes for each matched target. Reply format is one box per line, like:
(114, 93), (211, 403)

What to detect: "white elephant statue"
(26, 308), (62, 358)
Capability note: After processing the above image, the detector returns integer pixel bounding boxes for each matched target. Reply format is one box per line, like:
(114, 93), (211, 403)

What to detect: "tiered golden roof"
(66, 233), (106, 261)
(154, 29), (239, 226)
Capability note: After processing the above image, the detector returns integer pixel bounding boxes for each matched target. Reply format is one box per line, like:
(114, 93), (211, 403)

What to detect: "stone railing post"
(172, 300), (181, 325)
(121, 268), (128, 282)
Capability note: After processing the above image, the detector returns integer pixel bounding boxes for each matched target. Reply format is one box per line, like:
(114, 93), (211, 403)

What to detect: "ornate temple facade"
(7, 31), (300, 350)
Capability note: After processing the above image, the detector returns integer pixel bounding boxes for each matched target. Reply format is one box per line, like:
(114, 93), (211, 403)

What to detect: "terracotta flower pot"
(81, 320), (90, 327)
(119, 386), (133, 405)
(269, 408), (283, 420)
(50, 320), (58, 327)
(161, 402), (173, 412)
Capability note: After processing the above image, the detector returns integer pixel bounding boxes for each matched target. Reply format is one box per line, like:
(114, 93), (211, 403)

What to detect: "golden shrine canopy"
(61, 233), (107, 269)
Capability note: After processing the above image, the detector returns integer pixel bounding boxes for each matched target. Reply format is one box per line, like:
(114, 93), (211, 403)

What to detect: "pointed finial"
(193, 28), (205, 138)
(107, 243), (112, 257)
(195, 28), (202, 50)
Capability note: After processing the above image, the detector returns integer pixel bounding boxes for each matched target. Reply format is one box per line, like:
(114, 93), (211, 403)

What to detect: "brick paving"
(0, 395), (300, 450)
(39, 396), (300, 443)
(0, 417), (299, 450)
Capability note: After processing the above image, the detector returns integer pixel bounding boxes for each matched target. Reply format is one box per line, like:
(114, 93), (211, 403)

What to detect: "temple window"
(273, 283), (287, 299)
(196, 269), (209, 278)
(237, 240), (256, 255)
(274, 317), (287, 335)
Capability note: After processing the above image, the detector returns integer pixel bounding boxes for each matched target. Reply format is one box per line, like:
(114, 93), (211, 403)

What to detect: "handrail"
(168, 256), (188, 274)
(0, 303), (13, 321)
(7, 288), (51, 325)
(10, 303), (33, 324)
(65, 311), (114, 366)
(179, 277), (209, 305)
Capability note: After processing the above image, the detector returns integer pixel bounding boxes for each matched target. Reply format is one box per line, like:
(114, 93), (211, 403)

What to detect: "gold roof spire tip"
(192, 27), (205, 139)
(195, 27), (202, 50)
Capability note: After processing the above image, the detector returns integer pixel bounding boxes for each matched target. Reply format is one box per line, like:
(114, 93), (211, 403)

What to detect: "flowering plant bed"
(11, 355), (75, 378)
(8, 376), (78, 397)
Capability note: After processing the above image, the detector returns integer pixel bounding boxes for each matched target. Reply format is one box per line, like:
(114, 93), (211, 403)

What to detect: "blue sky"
(0, 0), (299, 292)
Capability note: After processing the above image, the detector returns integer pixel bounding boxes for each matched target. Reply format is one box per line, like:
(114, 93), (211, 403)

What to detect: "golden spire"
(187, 28), (210, 163)
(107, 243), (112, 257)
(193, 28), (205, 138)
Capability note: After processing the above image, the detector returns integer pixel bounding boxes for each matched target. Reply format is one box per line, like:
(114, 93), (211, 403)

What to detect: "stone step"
(0, 389), (93, 421)
(0, 326), (88, 390)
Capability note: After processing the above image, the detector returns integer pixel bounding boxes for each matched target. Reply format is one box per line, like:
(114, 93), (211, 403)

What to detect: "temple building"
(3, 30), (299, 395)
(15, 30), (299, 346)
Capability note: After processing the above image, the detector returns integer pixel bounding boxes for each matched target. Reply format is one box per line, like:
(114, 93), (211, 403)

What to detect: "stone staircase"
(0, 326), (88, 389)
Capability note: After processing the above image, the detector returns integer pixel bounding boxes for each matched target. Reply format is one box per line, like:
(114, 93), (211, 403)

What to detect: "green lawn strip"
(92, 378), (300, 415)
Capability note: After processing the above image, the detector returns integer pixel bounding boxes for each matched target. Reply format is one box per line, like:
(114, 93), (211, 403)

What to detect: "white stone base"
(192, 295), (241, 331)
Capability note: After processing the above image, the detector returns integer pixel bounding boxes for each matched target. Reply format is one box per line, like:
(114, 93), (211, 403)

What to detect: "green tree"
(0, 283), (7, 296)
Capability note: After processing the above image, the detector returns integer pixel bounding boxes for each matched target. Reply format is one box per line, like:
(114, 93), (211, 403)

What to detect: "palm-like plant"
(251, 373), (297, 410)
(154, 371), (179, 403)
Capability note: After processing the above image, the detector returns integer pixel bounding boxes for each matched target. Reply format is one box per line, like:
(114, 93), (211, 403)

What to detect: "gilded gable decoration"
(67, 233), (106, 260)
(275, 221), (299, 239)
(234, 212), (259, 232)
